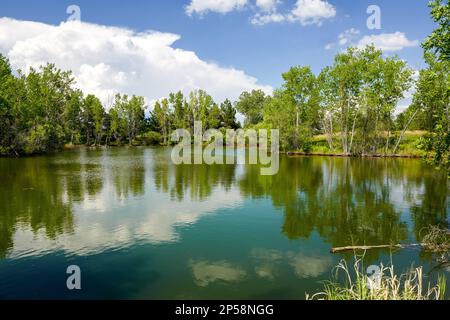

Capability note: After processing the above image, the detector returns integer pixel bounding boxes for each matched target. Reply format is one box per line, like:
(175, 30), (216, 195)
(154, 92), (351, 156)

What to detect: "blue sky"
(0, 0), (435, 106)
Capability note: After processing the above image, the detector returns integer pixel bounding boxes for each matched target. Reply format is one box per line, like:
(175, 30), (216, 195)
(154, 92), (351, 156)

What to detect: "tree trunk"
(385, 127), (390, 155)
(349, 113), (357, 154)
(393, 108), (420, 154)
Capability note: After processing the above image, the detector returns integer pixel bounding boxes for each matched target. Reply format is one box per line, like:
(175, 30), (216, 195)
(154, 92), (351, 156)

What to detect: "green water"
(0, 147), (448, 299)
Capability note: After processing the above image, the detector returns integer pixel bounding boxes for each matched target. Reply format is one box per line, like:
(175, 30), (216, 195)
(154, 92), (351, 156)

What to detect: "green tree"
(423, 0), (450, 61)
(319, 46), (412, 155)
(422, 0), (450, 172)
(207, 103), (222, 129)
(23, 64), (75, 153)
(110, 94), (146, 145)
(82, 94), (105, 145)
(170, 91), (187, 129)
(413, 53), (449, 170)
(235, 89), (267, 127)
(64, 90), (83, 145)
(220, 99), (239, 129)
(280, 66), (319, 150)
(152, 99), (171, 145)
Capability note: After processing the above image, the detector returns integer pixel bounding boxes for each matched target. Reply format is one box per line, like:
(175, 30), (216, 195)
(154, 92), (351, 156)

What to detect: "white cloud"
(186, 0), (336, 27)
(338, 28), (360, 46)
(325, 28), (360, 51)
(288, 0), (336, 26)
(327, 29), (419, 53)
(251, 12), (285, 25)
(255, 0), (280, 12)
(0, 18), (271, 108)
(190, 260), (247, 287)
(186, 0), (248, 16)
(324, 43), (334, 50)
(357, 32), (419, 52)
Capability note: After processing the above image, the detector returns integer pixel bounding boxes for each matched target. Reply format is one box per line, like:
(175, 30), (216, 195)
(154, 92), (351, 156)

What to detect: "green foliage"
(263, 66), (319, 151)
(411, 53), (450, 172)
(147, 90), (240, 145)
(0, 55), (149, 154)
(108, 94), (146, 146)
(220, 99), (239, 129)
(138, 131), (163, 146)
(235, 89), (267, 127)
(423, 0), (450, 61)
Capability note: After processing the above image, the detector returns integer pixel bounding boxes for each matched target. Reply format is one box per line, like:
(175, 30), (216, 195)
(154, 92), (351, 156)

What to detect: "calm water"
(0, 147), (448, 299)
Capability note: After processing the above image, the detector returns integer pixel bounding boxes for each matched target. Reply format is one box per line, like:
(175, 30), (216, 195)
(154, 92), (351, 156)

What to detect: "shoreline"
(284, 151), (423, 159)
(1, 144), (424, 160)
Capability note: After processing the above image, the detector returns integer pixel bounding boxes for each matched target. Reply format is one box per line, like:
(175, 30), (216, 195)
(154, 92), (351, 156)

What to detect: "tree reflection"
(0, 157), (74, 258)
(238, 156), (448, 260)
(111, 148), (146, 199)
(153, 153), (237, 202)
(0, 148), (447, 263)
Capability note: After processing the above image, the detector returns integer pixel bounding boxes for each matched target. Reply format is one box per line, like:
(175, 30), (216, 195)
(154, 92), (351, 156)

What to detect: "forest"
(0, 0), (448, 172)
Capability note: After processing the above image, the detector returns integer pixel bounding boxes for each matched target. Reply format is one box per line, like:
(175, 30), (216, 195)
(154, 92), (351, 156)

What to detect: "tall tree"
(82, 94), (105, 145)
(280, 66), (319, 150)
(220, 99), (239, 129)
(64, 90), (83, 145)
(422, 0), (450, 172)
(235, 90), (267, 127)
(152, 99), (171, 145)
(24, 64), (74, 153)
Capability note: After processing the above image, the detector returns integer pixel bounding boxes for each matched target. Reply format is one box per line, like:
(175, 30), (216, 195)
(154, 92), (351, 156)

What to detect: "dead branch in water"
(331, 227), (450, 254)
(330, 244), (418, 254)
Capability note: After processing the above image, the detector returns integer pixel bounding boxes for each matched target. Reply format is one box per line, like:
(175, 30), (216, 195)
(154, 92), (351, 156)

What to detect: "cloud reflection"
(190, 260), (247, 287)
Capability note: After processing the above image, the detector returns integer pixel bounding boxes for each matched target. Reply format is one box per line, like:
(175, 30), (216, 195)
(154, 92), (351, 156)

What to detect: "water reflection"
(251, 249), (332, 280)
(239, 157), (448, 259)
(0, 148), (448, 261)
(0, 157), (74, 258)
(189, 260), (247, 287)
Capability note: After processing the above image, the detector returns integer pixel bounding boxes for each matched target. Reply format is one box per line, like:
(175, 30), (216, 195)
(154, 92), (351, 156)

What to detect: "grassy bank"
(287, 131), (428, 158)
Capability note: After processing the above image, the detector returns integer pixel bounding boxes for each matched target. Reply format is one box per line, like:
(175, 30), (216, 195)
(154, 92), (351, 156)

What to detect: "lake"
(0, 147), (448, 299)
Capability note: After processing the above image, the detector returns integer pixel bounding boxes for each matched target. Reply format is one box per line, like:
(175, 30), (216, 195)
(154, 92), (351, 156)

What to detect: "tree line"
(0, 1), (448, 171)
(0, 57), (242, 155)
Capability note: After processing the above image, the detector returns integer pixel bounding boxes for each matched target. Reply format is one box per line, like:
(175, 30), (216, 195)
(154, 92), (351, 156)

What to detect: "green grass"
(306, 131), (428, 156)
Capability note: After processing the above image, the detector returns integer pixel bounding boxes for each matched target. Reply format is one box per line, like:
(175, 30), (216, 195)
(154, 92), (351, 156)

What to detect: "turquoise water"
(0, 147), (448, 299)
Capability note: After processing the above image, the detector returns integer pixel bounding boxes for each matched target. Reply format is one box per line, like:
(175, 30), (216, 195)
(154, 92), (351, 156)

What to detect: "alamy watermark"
(367, 265), (382, 290)
(367, 5), (381, 30)
(66, 265), (82, 290)
(171, 122), (280, 176)
(66, 5), (81, 22)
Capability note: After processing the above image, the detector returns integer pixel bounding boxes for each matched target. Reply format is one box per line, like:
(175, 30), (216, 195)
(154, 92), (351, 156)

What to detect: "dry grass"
(421, 226), (450, 253)
(307, 257), (447, 300)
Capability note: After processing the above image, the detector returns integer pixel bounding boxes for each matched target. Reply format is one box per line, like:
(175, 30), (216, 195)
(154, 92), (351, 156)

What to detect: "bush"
(138, 131), (162, 146)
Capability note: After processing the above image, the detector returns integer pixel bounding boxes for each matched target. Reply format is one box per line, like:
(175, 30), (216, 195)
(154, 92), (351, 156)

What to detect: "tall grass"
(307, 257), (447, 300)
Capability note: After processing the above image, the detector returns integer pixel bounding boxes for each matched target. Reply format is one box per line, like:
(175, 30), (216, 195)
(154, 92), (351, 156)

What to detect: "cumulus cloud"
(185, 0), (335, 27)
(357, 32), (419, 52)
(185, 0), (248, 16)
(288, 0), (336, 26)
(0, 17), (271, 108)
(252, 0), (335, 26)
(327, 29), (419, 53)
